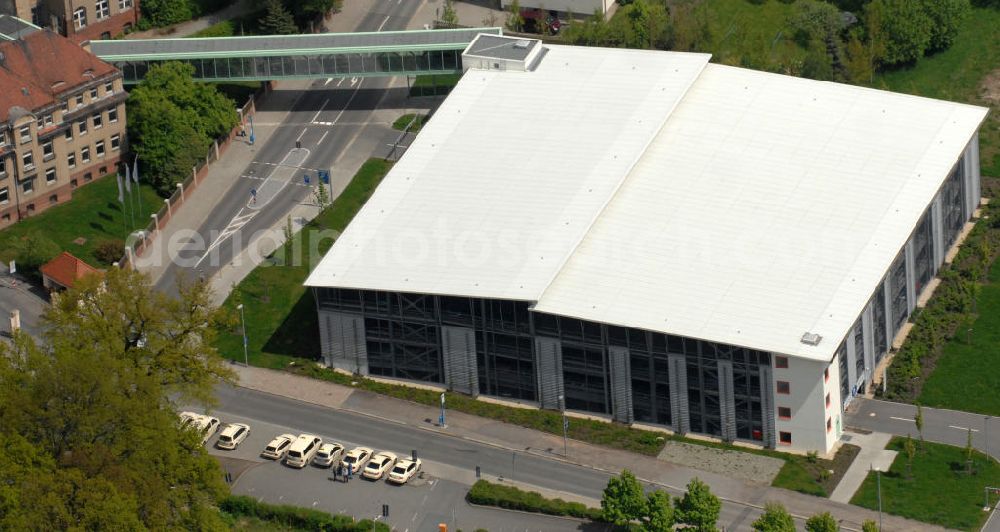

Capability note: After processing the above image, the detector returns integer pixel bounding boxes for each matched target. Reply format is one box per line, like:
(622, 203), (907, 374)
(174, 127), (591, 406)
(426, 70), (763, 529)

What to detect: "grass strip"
(466, 480), (602, 520)
(850, 437), (1000, 531)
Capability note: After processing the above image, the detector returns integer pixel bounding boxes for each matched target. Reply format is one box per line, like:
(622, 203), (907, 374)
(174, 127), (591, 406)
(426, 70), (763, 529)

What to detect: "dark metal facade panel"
(442, 325), (479, 396)
(668, 352), (689, 434)
(535, 336), (564, 411)
(318, 309), (368, 375)
(758, 364), (776, 449)
(608, 346), (633, 424)
(717, 359), (736, 442)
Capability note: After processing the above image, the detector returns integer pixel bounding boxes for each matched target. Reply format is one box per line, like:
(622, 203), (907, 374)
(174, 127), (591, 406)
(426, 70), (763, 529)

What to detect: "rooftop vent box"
(800, 332), (822, 346)
(513, 40), (531, 49)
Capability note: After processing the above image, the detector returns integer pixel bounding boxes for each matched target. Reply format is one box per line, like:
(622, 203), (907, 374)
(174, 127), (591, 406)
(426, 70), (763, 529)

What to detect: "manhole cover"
(73, 237), (87, 245)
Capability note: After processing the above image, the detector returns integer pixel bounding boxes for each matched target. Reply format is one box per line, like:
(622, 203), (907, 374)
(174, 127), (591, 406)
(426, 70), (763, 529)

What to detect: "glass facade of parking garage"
(315, 287), (775, 446)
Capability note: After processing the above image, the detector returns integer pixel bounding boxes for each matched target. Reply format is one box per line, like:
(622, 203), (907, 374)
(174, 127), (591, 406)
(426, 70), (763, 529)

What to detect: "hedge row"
(220, 495), (389, 531)
(883, 198), (1000, 401)
(292, 363), (666, 456)
(466, 480), (603, 520)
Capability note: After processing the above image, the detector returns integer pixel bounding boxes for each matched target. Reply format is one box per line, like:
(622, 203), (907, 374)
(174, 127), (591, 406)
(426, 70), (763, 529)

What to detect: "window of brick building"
(65, 127), (73, 141)
(81, 146), (90, 163)
(75, 94), (84, 108)
(779, 431), (792, 445)
(96, 0), (109, 19)
(49, 194), (58, 205)
(0, 129), (7, 146)
(89, 87), (98, 100)
(22, 178), (34, 194)
(111, 134), (120, 150)
(0, 187), (7, 204)
(73, 7), (86, 29)
(45, 168), (56, 184)
(108, 107), (118, 123)
(96, 141), (105, 158)
(19, 125), (30, 143)
(67, 151), (76, 168)
(22, 151), (33, 171)
(0, 158), (6, 177)
(42, 141), (53, 161)
(93, 113), (102, 129)
(119, 0), (133, 9)
(105, 81), (114, 94)
(79, 119), (88, 136)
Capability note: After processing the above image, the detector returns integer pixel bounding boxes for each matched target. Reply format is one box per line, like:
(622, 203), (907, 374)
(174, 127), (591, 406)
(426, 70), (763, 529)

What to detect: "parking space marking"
(310, 98), (331, 123)
(890, 416), (914, 422)
(950, 425), (979, 432)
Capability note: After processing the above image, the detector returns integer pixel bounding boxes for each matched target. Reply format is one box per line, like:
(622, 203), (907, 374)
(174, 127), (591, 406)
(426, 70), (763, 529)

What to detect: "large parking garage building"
(306, 35), (988, 453)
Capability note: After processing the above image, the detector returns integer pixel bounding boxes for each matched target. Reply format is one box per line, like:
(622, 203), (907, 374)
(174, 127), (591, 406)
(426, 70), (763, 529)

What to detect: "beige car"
(261, 433), (297, 460)
(195, 416), (221, 445)
(284, 434), (322, 468)
(341, 447), (373, 476)
(363, 451), (398, 480)
(215, 423), (250, 450)
(312, 442), (345, 468)
(387, 458), (422, 485)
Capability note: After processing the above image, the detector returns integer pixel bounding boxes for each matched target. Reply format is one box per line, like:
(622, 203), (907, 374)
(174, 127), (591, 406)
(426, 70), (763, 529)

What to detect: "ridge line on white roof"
(531, 45), (712, 309)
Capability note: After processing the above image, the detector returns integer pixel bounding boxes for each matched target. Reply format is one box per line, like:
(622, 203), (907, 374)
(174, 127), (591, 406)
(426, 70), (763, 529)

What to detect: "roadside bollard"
(475, 466), (480, 479)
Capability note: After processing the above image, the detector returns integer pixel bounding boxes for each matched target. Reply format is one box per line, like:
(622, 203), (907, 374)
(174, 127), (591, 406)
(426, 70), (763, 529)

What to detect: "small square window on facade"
(93, 113), (102, 129)
(0, 187), (8, 204)
(825, 393), (831, 407)
(68, 152), (76, 168)
(778, 406), (791, 419)
(827, 417), (832, 432)
(108, 107), (118, 123)
(75, 94), (84, 107)
(105, 81), (114, 94)
(111, 134), (120, 150)
(96, 141), (105, 157)
(22, 151), (34, 171)
(775, 356), (789, 369)
(45, 168), (56, 184)
(90, 87), (98, 99)
(779, 431), (792, 445)
(79, 120), (88, 135)
(776, 381), (790, 394)
(81, 146), (90, 163)
(824, 368), (830, 382)
(19, 125), (31, 143)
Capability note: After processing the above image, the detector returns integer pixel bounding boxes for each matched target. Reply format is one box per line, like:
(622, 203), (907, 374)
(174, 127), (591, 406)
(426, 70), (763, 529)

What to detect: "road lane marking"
(324, 78), (333, 85)
(310, 98), (331, 123)
(890, 416), (914, 422)
(377, 15), (390, 31)
(317, 130), (329, 145)
(329, 81), (364, 128)
(950, 425), (979, 432)
(295, 128), (307, 142)
(337, 77), (345, 87)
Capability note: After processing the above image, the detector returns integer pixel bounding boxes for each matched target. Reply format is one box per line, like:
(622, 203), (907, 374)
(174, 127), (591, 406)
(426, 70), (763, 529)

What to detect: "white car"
(261, 433), (297, 460)
(387, 458), (422, 485)
(284, 434), (322, 468)
(178, 411), (200, 428)
(215, 423), (250, 450)
(363, 451), (398, 480)
(341, 447), (373, 475)
(312, 442), (345, 468)
(195, 416), (221, 445)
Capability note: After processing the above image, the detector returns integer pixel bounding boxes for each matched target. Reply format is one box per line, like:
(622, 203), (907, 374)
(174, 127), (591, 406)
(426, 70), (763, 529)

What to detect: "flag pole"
(116, 171), (127, 235)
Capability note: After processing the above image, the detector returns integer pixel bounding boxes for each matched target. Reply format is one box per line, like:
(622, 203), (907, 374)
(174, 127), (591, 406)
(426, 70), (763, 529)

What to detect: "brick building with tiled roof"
(0, 28), (127, 229)
(1, 0), (139, 44)
(39, 250), (101, 290)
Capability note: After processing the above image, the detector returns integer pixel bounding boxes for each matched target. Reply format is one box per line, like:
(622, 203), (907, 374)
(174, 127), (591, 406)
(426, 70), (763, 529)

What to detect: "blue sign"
(250, 188), (256, 197)
(303, 175), (311, 185)
(320, 171), (330, 184)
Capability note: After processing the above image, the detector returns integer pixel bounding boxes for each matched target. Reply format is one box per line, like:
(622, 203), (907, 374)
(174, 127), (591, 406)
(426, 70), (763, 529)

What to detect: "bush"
(220, 496), (389, 531)
(467, 480), (603, 520)
(12, 231), (60, 278)
(93, 239), (125, 265)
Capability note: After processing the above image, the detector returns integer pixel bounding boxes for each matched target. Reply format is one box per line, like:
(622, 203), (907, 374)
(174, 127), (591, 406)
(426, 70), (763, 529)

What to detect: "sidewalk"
(230, 364), (947, 531)
(829, 430), (895, 503)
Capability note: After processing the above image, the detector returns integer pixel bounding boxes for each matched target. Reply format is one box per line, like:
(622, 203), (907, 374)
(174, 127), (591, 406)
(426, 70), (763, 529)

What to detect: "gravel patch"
(656, 440), (784, 484)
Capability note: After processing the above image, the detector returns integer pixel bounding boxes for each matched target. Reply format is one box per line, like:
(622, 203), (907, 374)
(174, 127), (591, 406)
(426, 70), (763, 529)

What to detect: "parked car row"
(176, 413), (423, 485)
(261, 434), (421, 485)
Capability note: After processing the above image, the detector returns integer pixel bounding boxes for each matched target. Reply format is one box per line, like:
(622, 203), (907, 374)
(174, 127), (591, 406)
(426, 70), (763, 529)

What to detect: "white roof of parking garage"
(306, 38), (988, 362)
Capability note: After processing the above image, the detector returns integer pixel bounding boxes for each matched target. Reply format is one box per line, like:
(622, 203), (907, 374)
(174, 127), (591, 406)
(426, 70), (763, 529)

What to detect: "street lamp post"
(439, 392), (446, 428)
(873, 465), (883, 531)
(236, 304), (248, 366)
(558, 394), (568, 456)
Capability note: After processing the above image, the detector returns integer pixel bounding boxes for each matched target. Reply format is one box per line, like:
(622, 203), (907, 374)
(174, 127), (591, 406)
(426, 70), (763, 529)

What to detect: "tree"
(644, 490), (675, 532)
(140, 0), (193, 28)
(506, 0), (524, 32)
(903, 433), (917, 479)
(861, 520), (879, 532)
(601, 469), (647, 526)
(127, 62), (238, 194)
(259, 0), (298, 35)
(12, 231), (60, 278)
(805, 511), (840, 532)
(752, 502), (796, 532)
(789, 0), (843, 48)
(920, 0), (969, 52)
(675, 477), (721, 532)
(866, 0), (932, 66)
(441, 0), (459, 27)
(0, 268), (235, 528)
(915, 403), (925, 446)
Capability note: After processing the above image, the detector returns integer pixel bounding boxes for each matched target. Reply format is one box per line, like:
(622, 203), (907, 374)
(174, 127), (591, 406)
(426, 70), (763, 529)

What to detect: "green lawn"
(409, 73), (462, 97)
(850, 437), (1000, 531)
(874, 6), (1000, 177)
(696, 0), (805, 69)
(918, 254), (1000, 414)
(214, 159), (392, 369)
(0, 174), (161, 268)
(391, 113), (427, 132)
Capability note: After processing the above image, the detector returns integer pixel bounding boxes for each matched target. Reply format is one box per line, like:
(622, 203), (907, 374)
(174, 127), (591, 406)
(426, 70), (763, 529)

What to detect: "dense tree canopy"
(258, 0), (297, 35)
(752, 502), (796, 532)
(127, 62), (238, 195)
(674, 477), (722, 531)
(0, 268), (235, 529)
(140, 0), (194, 28)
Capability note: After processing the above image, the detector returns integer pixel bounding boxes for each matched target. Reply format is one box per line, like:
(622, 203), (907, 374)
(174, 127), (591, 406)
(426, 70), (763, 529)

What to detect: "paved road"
(200, 385), (797, 531)
(154, 0), (420, 295)
(847, 398), (997, 460)
(0, 263), (46, 339)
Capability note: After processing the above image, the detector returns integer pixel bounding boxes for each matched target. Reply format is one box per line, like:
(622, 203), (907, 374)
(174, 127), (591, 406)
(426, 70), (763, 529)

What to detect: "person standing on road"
(347, 464), (353, 482)
(332, 465), (338, 482)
